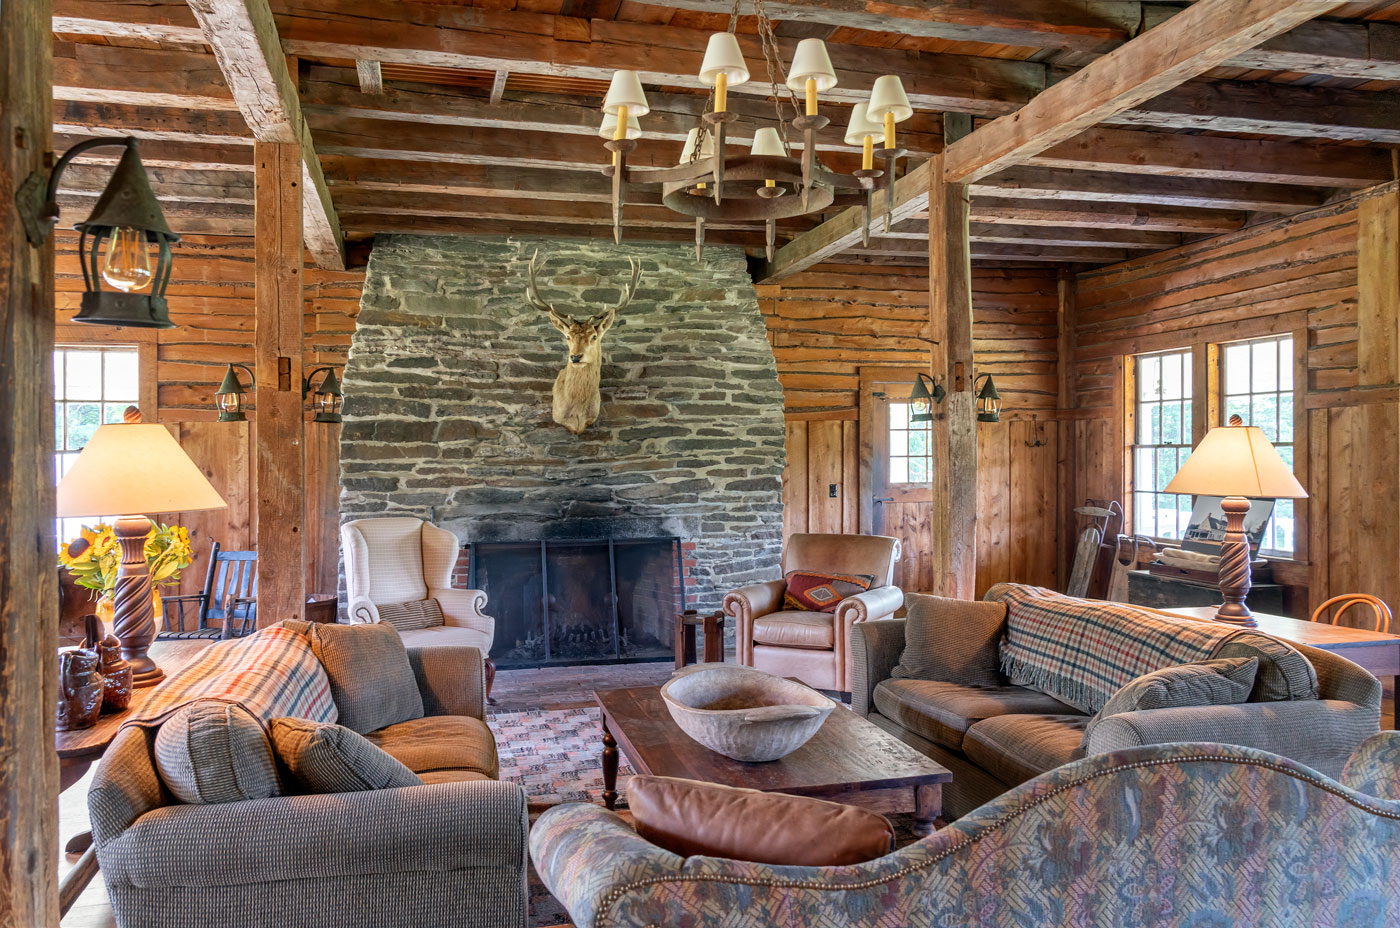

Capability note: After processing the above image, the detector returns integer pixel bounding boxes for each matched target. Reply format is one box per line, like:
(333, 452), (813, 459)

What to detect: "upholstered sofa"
(725, 533), (903, 692)
(851, 583), (1381, 819)
(531, 733), (1400, 927)
(87, 632), (528, 928)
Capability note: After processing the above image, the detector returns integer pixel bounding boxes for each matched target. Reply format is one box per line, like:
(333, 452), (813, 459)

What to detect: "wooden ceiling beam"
(943, 0), (1346, 184)
(855, 238), (1133, 264)
(335, 213), (769, 248)
(56, 163), (254, 203)
(54, 101), (253, 145)
(52, 133), (255, 171)
(54, 193), (254, 235)
(53, 0), (1397, 142)
(763, 0), (1343, 280)
(182, 0), (345, 268)
(967, 197), (1246, 234)
(973, 166), (1328, 213)
(880, 220), (1183, 250)
(52, 41), (237, 111)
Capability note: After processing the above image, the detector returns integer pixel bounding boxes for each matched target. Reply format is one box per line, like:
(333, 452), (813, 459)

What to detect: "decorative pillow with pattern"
(377, 598), (445, 632)
(783, 571), (875, 613)
(270, 717), (422, 793)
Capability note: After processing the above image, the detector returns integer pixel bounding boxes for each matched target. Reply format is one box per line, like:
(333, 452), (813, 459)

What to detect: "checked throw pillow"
(783, 570), (875, 613)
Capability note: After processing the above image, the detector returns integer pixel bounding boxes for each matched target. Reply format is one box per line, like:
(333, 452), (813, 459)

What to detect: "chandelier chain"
(690, 0), (800, 163)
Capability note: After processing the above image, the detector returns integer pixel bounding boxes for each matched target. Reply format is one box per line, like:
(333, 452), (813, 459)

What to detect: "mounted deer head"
(526, 249), (641, 434)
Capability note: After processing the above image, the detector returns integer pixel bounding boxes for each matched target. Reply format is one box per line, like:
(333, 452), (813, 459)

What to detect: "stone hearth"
(339, 236), (786, 613)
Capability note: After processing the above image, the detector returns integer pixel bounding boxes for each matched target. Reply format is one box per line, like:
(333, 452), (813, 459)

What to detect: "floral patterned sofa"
(530, 734), (1400, 927)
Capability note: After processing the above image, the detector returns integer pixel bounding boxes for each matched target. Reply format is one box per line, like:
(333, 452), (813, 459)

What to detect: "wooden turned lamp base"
(112, 514), (165, 686)
(1213, 495), (1257, 628)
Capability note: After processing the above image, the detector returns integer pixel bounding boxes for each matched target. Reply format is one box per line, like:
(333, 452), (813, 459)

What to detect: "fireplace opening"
(468, 536), (684, 668)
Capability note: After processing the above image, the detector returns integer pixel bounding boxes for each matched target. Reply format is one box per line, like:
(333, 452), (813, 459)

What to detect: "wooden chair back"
(208, 549), (259, 636)
(1311, 594), (1392, 634)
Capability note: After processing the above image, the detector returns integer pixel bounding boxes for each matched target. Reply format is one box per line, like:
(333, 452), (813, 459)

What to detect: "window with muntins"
(1132, 348), (1194, 541)
(1221, 334), (1295, 556)
(887, 401), (931, 485)
(54, 346), (140, 545)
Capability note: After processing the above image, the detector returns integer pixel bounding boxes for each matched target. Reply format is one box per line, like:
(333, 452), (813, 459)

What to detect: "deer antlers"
(526, 249), (641, 325)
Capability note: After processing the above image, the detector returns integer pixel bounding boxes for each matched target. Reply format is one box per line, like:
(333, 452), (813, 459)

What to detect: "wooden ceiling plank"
(52, 41), (237, 111)
(182, 0), (345, 268)
(880, 220), (1184, 250)
(968, 197), (1246, 234)
(943, 0), (1347, 184)
(974, 166), (1329, 212)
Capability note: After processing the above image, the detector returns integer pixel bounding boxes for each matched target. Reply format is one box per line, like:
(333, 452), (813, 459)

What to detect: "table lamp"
(1164, 415), (1307, 626)
(57, 408), (227, 685)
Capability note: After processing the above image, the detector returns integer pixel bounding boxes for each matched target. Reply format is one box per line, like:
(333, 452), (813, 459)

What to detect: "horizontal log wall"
(1067, 185), (1397, 618)
(52, 231), (361, 630)
(761, 263), (1062, 596)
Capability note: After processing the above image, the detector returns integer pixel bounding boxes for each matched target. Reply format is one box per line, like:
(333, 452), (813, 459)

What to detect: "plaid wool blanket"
(988, 583), (1245, 714)
(124, 621), (337, 728)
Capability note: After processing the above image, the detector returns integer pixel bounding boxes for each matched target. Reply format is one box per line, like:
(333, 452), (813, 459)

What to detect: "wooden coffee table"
(594, 684), (954, 834)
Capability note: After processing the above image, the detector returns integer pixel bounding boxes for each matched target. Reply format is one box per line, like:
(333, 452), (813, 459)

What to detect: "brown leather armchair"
(724, 533), (903, 692)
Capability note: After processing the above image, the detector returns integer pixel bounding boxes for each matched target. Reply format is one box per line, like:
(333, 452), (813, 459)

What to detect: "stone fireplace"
(339, 236), (786, 666)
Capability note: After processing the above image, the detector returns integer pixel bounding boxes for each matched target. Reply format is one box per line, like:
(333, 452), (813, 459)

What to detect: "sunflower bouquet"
(59, 522), (195, 597)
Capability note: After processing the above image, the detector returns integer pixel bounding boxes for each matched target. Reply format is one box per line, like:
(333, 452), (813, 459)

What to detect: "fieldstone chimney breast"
(339, 236), (786, 610)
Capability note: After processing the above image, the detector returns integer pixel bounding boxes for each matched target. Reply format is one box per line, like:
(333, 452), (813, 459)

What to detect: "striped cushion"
(269, 717), (422, 793)
(154, 701), (282, 804)
(1083, 657), (1259, 748)
(307, 621), (425, 734)
(377, 598), (445, 632)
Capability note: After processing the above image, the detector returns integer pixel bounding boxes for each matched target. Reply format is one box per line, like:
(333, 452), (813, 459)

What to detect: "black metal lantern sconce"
(214, 364), (255, 422)
(975, 373), (1002, 423)
(908, 372), (946, 424)
(16, 137), (179, 329)
(304, 367), (344, 424)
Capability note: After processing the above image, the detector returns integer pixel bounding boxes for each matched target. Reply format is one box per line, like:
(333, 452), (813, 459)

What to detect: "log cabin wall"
(1065, 183), (1399, 619)
(53, 231), (363, 637)
(757, 263), (1062, 596)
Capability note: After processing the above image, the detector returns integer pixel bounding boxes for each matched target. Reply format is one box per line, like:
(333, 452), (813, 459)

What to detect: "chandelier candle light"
(597, 0), (915, 259)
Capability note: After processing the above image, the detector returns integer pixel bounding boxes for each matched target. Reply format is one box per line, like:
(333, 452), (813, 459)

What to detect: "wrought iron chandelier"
(598, 0), (915, 259)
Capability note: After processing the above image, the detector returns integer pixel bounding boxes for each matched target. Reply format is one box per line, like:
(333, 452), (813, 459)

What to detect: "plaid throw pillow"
(376, 598), (445, 632)
(784, 571), (874, 613)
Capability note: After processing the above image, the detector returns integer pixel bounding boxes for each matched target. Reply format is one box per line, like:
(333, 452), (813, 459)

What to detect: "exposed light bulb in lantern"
(101, 226), (154, 293)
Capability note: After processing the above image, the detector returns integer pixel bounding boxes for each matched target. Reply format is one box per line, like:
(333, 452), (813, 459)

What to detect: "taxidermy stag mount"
(526, 250), (641, 434)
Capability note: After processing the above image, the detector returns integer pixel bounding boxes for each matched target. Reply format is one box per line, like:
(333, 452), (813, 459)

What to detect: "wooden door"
(860, 368), (935, 592)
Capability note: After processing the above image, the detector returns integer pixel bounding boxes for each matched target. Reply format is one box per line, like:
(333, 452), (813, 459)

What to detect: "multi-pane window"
(1222, 335), (1295, 555)
(1132, 348), (1194, 541)
(887, 401), (931, 484)
(54, 346), (140, 545)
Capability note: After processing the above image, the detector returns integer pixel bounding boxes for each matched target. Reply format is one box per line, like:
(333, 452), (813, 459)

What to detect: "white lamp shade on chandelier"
(750, 126), (786, 157)
(598, 112), (642, 140)
(1164, 424), (1308, 500)
(843, 102), (882, 145)
(868, 75), (913, 122)
(679, 127), (716, 163)
(699, 33), (750, 86)
(56, 422), (228, 518)
(785, 38), (837, 91)
(602, 70), (649, 117)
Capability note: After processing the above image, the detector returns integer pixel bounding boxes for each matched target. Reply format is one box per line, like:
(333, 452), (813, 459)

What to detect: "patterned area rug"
(488, 705), (635, 926)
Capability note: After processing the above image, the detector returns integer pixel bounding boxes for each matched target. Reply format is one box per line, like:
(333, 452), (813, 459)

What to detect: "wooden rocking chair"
(158, 542), (259, 640)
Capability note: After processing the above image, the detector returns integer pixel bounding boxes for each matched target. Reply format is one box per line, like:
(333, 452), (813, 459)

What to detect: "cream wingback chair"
(341, 517), (497, 698)
(725, 533), (902, 693)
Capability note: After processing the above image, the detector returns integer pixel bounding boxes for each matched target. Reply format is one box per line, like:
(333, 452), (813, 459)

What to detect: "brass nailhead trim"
(595, 752), (1400, 925)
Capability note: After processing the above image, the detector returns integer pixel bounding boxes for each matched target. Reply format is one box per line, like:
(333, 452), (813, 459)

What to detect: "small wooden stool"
(674, 609), (725, 669)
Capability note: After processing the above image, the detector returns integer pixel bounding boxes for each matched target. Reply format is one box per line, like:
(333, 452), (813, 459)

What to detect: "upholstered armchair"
(341, 517), (497, 695)
(725, 533), (902, 692)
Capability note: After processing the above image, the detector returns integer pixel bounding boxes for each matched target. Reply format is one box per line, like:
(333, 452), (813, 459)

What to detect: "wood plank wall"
(1066, 185), (1399, 619)
(758, 263), (1062, 595)
(52, 231), (362, 618)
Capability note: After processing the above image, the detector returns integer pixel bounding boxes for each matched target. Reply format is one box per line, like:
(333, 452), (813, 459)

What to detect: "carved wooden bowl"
(659, 665), (834, 762)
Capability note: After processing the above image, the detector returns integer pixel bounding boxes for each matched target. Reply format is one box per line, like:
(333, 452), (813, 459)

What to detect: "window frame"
(1218, 333), (1297, 558)
(1127, 347), (1196, 544)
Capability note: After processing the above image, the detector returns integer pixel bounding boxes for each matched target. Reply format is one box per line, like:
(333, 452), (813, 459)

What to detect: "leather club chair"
(725, 533), (903, 693)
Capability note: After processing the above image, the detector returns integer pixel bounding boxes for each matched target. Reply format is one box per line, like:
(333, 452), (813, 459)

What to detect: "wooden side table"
(674, 609), (725, 669)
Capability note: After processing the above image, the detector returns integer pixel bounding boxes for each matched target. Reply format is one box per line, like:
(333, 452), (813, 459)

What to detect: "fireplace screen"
(468, 537), (684, 668)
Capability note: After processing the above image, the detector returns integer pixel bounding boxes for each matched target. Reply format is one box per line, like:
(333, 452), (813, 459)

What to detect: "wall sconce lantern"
(214, 364), (254, 422)
(17, 137), (178, 328)
(304, 367), (344, 423)
(975, 373), (1002, 423)
(909, 372), (945, 424)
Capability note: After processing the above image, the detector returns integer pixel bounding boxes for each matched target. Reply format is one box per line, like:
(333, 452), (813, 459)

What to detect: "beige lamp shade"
(1164, 424), (1308, 499)
(57, 422), (228, 518)
(750, 126), (786, 157)
(679, 127), (715, 163)
(868, 74), (913, 121)
(602, 70), (649, 117)
(699, 33), (749, 86)
(598, 112), (642, 140)
(843, 102), (882, 145)
(785, 38), (837, 92)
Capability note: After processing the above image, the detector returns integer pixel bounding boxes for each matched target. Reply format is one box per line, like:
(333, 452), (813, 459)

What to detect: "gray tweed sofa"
(851, 585), (1382, 820)
(88, 644), (527, 928)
